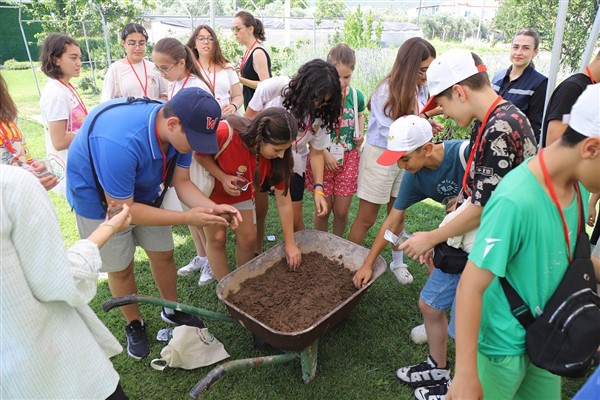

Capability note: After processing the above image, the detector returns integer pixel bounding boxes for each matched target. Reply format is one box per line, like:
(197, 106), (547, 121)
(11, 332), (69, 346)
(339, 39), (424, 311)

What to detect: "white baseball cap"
(421, 49), (487, 114)
(568, 83), (600, 138)
(377, 115), (433, 166)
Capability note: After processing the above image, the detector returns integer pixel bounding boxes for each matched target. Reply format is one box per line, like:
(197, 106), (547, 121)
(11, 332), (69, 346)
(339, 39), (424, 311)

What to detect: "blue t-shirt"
(393, 140), (470, 210)
(66, 98), (191, 219)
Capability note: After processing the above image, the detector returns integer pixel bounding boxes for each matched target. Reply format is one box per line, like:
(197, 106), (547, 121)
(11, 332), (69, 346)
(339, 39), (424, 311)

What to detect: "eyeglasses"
(154, 64), (177, 74)
(231, 26), (244, 33)
(196, 36), (215, 43)
(125, 41), (146, 48)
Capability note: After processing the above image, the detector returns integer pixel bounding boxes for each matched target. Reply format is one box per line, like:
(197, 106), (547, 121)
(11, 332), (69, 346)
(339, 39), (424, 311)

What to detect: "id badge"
(330, 143), (344, 166)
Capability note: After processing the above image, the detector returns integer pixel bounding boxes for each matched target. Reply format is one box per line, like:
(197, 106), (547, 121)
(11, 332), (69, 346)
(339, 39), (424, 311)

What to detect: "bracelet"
(314, 190), (325, 196)
(99, 223), (116, 235)
(313, 183), (324, 189)
(231, 103), (238, 111)
(422, 111), (429, 119)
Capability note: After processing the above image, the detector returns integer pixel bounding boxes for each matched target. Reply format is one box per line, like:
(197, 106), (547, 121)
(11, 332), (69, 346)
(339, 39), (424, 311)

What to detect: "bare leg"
(107, 259), (139, 323)
(331, 195), (353, 237)
(254, 190), (269, 254)
(146, 249), (178, 302)
(234, 209), (257, 268)
(188, 225), (208, 257)
(313, 195), (333, 232)
(292, 200), (305, 231)
(419, 298), (448, 368)
(348, 198), (382, 244)
(203, 225), (229, 281)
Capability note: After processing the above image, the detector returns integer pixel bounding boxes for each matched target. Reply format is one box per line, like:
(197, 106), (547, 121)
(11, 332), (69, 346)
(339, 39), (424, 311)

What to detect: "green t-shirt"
(468, 160), (589, 356)
(329, 86), (365, 151)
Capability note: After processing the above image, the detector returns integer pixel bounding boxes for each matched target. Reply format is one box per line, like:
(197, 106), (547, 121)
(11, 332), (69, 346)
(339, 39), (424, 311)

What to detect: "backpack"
(500, 194), (600, 378)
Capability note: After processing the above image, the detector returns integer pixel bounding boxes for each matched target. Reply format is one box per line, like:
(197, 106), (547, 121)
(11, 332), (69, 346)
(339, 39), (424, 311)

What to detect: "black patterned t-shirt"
(462, 102), (538, 207)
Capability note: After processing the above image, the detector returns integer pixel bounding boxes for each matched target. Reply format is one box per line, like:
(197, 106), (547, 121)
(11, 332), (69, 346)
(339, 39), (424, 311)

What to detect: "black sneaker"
(413, 379), (451, 400)
(160, 308), (206, 328)
(124, 320), (150, 360)
(396, 355), (450, 387)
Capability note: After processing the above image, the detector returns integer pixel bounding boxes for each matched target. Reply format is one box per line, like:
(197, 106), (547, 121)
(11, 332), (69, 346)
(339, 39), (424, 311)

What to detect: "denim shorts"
(420, 268), (461, 337)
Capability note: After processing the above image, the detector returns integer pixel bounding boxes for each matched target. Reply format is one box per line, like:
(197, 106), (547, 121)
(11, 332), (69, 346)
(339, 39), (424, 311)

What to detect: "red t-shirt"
(198, 122), (285, 205)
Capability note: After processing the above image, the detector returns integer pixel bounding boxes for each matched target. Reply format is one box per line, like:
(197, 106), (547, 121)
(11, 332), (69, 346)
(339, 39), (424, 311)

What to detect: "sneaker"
(124, 320), (150, 360)
(396, 355), (450, 387)
(410, 324), (428, 344)
(390, 261), (413, 284)
(413, 379), (451, 400)
(161, 308), (206, 328)
(198, 262), (215, 286)
(177, 256), (205, 276)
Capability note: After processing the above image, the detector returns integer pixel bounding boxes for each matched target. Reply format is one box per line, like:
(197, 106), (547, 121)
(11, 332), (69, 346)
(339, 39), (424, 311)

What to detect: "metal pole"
(285, 0), (291, 46)
(210, 0), (215, 29)
(81, 20), (98, 93)
(417, 0), (422, 25)
(17, 5), (41, 98)
(476, 0), (485, 43)
(579, 5), (600, 72)
(540, 0), (570, 148)
(92, 1), (112, 66)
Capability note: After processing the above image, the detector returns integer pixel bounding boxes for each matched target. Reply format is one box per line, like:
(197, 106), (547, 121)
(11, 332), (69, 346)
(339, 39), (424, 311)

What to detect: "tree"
(315, 0), (346, 23)
(494, 0), (600, 71)
(332, 5), (383, 49)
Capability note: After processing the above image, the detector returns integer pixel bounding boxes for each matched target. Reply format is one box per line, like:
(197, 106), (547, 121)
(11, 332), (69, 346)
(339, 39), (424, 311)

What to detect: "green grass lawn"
(4, 67), (591, 400)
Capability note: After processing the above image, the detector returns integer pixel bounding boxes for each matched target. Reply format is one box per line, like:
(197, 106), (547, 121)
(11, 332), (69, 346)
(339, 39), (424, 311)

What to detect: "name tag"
(329, 143), (344, 166)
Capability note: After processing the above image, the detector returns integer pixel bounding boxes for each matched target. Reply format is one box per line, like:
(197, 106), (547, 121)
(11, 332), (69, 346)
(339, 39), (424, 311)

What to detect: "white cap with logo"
(421, 49), (487, 115)
(569, 83), (600, 138)
(377, 115), (433, 166)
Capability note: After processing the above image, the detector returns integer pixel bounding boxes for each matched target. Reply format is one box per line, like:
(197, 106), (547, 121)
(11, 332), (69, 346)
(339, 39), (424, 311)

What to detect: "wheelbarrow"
(102, 230), (386, 398)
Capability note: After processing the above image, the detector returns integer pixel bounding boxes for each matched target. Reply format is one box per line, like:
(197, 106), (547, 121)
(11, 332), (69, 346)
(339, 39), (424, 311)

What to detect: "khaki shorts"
(76, 214), (174, 273)
(356, 142), (404, 204)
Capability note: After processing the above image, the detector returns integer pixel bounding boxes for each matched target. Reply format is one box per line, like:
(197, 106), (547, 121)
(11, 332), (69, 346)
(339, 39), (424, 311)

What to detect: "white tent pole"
(579, 4), (600, 72)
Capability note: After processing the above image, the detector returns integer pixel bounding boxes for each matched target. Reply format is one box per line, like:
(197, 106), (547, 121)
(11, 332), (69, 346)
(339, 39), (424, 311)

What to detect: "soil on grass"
(225, 251), (357, 332)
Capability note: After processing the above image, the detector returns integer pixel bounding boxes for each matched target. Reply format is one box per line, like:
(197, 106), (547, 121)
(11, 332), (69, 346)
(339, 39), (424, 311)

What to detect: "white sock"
(198, 256), (208, 262)
(392, 250), (404, 266)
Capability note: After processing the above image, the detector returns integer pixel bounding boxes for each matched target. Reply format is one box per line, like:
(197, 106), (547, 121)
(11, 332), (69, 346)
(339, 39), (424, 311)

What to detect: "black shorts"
(259, 173), (305, 202)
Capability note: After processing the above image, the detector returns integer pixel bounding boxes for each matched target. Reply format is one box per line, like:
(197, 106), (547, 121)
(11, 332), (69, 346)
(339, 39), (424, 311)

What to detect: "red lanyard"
(586, 66), (595, 84)
(538, 148), (581, 263)
(295, 119), (312, 152)
(198, 62), (216, 93)
(57, 79), (88, 115)
(170, 72), (191, 100)
(154, 124), (167, 182)
(127, 58), (148, 96)
(240, 40), (258, 72)
(334, 88), (349, 144)
(462, 95), (503, 194)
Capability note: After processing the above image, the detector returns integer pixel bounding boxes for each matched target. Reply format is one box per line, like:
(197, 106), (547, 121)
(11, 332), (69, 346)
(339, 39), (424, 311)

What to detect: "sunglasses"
(231, 26), (244, 33)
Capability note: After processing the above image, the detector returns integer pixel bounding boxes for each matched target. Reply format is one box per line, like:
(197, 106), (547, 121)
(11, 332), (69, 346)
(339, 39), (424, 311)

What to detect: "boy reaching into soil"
(196, 108), (301, 281)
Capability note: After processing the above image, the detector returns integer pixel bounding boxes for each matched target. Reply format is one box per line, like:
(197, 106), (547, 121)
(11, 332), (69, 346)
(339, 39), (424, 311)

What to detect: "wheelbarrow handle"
(188, 366), (226, 398)
(101, 295), (139, 311)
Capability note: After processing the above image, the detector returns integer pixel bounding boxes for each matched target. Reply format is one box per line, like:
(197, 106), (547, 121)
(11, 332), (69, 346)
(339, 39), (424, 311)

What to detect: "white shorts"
(356, 142), (404, 204)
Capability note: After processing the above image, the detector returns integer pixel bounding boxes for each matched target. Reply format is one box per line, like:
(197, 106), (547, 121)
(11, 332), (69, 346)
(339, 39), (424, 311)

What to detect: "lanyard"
(586, 66), (595, 84)
(57, 79), (88, 115)
(295, 119), (312, 152)
(154, 123), (167, 182)
(0, 122), (20, 162)
(334, 87), (349, 144)
(462, 95), (503, 194)
(240, 40), (258, 72)
(170, 72), (191, 100)
(198, 62), (216, 93)
(127, 58), (148, 96)
(538, 148), (581, 263)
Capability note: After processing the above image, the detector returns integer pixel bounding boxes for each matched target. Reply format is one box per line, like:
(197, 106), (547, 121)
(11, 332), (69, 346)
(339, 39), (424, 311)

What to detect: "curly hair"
(374, 37), (436, 120)
(282, 59), (342, 132)
(235, 11), (267, 42)
(223, 108), (298, 195)
(185, 25), (230, 68)
(40, 33), (80, 79)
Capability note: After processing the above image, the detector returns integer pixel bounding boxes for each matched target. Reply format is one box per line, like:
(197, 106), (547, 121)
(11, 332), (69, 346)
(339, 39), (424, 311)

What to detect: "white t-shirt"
(249, 76), (330, 174)
(101, 59), (167, 102)
(39, 78), (87, 196)
(167, 74), (212, 100)
(199, 64), (240, 107)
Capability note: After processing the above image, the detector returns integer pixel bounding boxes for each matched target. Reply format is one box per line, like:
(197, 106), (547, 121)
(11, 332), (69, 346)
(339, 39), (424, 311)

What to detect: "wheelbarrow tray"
(217, 230), (386, 351)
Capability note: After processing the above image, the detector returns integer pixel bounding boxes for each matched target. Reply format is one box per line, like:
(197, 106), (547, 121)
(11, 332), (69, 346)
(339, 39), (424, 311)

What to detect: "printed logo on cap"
(206, 117), (219, 130)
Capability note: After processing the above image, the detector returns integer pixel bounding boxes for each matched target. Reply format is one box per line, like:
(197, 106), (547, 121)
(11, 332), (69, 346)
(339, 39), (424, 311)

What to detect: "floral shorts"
(305, 148), (360, 197)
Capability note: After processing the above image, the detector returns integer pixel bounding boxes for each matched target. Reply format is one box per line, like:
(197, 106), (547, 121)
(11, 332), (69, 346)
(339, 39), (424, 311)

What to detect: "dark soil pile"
(225, 251), (357, 332)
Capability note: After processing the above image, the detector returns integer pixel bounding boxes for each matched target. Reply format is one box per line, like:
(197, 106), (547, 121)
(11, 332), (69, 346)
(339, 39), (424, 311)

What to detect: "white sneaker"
(390, 261), (413, 284)
(410, 323), (428, 344)
(198, 262), (215, 286)
(177, 256), (204, 276)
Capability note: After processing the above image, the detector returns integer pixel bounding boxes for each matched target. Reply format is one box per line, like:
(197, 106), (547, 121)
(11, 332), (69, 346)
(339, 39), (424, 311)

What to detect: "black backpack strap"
(499, 277), (536, 329)
(87, 97), (164, 213)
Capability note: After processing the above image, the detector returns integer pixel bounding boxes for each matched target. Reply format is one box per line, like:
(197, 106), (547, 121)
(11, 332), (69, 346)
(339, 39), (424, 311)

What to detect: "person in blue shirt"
(492, 28), (547, 143)
(66, 88), (241, 360)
